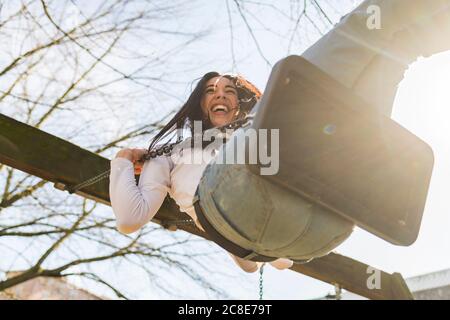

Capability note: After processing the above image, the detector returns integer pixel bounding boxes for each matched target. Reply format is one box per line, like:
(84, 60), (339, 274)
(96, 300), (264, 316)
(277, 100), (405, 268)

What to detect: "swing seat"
(248, 55), (434, 246)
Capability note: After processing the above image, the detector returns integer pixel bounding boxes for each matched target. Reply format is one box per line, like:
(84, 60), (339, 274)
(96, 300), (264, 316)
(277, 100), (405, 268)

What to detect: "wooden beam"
(291, 252), (413, 300)
(0, 113), (413, 299)
(0, 113), (203, 238)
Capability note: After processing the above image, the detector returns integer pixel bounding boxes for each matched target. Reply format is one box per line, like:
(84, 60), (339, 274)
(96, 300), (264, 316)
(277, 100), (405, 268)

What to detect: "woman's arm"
(109, 150), (171, 234)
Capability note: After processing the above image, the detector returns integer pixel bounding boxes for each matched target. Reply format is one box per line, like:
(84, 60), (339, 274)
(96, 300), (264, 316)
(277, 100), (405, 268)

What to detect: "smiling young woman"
(109, 72), (294, 273)
(200, 76), (241, 128)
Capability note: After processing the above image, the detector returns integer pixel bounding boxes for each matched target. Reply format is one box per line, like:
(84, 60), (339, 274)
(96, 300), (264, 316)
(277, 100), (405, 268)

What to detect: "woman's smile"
(201, 76), (239, 127)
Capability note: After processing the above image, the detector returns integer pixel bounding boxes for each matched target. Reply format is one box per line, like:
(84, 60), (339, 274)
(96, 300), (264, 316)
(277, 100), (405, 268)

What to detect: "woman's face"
(200, 76), (239, 128)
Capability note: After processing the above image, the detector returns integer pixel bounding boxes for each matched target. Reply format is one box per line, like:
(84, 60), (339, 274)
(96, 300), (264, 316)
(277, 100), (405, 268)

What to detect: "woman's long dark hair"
(147, 72), (262, 152)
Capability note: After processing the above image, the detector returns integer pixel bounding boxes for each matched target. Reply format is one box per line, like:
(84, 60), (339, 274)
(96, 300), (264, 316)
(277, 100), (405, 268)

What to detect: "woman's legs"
(302, 0), (450, 117)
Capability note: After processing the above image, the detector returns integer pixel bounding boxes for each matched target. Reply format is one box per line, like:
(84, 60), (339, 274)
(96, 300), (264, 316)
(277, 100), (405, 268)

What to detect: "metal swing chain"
(58, 115), (254, 227)
(64, 170), (111, 194)
(64, 137), (181, 194)
(259, 263), (265, 300)
(64, 115), (252, 194)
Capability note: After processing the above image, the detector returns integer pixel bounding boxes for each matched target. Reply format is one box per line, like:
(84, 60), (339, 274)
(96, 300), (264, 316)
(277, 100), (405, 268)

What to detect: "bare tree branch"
(232, 0), (272, 67)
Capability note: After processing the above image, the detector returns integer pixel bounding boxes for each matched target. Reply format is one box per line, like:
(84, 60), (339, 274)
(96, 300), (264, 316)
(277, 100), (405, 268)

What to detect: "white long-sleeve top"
(109, 147), (212, 234)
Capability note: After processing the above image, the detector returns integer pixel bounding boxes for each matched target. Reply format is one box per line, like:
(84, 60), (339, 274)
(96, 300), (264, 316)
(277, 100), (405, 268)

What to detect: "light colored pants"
(302, 0), (450, 116)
